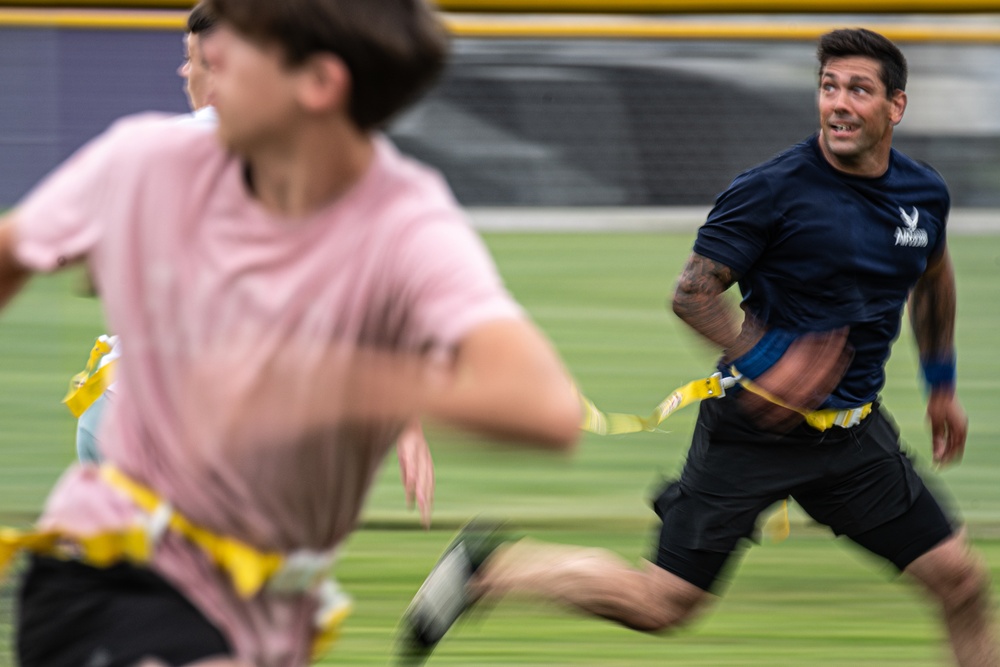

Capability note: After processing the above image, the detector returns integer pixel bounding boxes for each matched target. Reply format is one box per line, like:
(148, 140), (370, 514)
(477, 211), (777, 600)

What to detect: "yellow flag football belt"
(0, 466), (351, 660)
(578, 369), (873, 543)
(63, 337), (117, 418)
(579, 369), (871, 437)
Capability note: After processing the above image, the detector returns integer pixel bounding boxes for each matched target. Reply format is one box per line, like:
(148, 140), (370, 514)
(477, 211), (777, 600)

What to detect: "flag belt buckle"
(269, 548), (339, 593)
(804, 403), (873, 431)
(99, 465), (341, 597)
(99, 465), (354, 658)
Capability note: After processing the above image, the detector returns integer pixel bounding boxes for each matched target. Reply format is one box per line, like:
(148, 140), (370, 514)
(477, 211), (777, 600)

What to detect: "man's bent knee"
(906, 533), (992, 612)
(632, 562), (712, 633)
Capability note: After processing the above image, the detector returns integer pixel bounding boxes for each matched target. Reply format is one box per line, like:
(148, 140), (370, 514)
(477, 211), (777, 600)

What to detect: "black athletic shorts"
(17, 555), (232, 667)
(651, 394), (956, 592)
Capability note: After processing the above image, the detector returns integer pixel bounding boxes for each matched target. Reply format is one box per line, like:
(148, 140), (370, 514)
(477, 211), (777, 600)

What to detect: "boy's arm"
(185, 317), (580, 455)
(423, 318), (580, 450)
(0, 217), (32, 311)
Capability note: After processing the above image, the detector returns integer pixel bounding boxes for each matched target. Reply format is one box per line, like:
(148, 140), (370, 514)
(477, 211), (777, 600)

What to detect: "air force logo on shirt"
(895, 206), (929, 247)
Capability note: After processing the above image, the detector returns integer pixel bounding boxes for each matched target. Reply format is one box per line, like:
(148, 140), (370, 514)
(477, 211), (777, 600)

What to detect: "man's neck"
(823, 151), (890, 179)
(245, 121), (375, 218)
(818, 134), (893, 179)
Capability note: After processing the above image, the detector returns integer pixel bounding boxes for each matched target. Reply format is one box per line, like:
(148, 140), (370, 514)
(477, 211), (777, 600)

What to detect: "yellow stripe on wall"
(0, 0), (192, 6)
(1, 8), (999, 44)
(445, 17), (1000, 43)
(0, 0), (998, 12)
(435, 0), (1000, 10)
(0, 8), (185, 29)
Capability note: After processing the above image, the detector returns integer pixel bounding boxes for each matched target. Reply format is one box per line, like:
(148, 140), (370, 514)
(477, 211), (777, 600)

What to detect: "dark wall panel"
(1, 29), (997, 208)
(0, 27), (188, 205)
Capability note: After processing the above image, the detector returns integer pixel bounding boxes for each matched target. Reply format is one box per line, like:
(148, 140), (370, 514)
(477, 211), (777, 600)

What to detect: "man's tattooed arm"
(671, 253), (761, 360)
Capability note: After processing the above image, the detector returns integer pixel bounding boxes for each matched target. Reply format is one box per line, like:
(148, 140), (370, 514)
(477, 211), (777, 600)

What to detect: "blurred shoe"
(397, 520), (509, 665)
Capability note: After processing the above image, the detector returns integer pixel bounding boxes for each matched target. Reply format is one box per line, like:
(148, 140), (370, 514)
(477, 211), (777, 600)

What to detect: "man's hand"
(927, 390), (967, 466)
(398, 421), (434, 529)
(737, 328), (853, 432)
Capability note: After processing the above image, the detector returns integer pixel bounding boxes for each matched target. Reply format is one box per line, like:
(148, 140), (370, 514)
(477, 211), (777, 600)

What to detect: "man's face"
(817, 56), (906, 176)
(178, 32), (214, 111)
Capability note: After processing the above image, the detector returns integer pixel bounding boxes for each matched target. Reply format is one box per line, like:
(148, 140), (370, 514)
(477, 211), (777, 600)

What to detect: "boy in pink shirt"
(0, 1), (580, 665)
(72, 0), (437, 529)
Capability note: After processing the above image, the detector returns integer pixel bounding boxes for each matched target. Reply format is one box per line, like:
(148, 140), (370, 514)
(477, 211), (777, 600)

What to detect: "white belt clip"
(314, 578), (353, 628)
(833, 407), (866, 429)
(141, 501), (173, 547)
(716, 371), (740, 396)
(268, 548), (339, 594)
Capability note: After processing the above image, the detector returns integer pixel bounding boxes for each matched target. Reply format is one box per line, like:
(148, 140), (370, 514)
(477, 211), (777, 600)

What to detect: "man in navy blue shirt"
(400, 28), (997, 666)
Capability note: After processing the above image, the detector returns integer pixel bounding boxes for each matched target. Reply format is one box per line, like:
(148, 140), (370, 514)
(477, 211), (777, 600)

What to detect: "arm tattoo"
(671, 253), (745, 354)
(909, 249), (957, 360)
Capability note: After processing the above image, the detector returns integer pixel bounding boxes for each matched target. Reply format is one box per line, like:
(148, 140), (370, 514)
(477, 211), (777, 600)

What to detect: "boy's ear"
(298, 53), (351, 114)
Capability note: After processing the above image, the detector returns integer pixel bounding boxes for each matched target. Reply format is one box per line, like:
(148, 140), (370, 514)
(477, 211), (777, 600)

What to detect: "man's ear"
(889, 89), (907, 126)
(297, 53), (351, 114)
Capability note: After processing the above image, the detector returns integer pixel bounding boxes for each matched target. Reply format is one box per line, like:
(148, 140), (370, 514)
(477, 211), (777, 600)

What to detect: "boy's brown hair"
(187, 1), (218, 35)
(207, 0), (449, 130)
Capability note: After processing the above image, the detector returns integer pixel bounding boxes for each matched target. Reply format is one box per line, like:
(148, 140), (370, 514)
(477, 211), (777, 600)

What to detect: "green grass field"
(1, 231), (999, 665)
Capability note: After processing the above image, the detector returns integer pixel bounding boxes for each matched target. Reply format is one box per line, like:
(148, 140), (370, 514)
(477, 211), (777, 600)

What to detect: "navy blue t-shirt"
(693, 135), (949, 407)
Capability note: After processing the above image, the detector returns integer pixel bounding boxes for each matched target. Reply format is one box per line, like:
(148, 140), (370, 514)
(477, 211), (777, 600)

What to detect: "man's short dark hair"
(206, 0), (449, 131)
(187, 1), (217, 36)
(817, 28), (908, 97)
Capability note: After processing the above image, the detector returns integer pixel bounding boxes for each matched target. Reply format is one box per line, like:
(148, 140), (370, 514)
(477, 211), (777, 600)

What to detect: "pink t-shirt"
(14, 114), (522, 665)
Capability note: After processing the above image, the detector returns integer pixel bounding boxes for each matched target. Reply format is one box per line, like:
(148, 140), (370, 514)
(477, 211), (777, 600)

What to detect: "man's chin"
(822, 133), (851, 149)
(822, 136), (862, 160)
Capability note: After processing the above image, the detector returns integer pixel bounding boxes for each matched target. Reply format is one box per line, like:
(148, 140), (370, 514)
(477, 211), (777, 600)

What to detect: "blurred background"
(0, 2), (999, 665)
(1, 2), (1000, 209)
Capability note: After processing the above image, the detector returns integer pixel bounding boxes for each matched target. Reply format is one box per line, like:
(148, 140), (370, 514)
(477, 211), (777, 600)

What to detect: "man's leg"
(904, 531), (998, 667)
(398, 521), (718, 665)
(400, 397), (776, 661)
(798, 408), (998, 667)
(472, 538), (710, 632)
